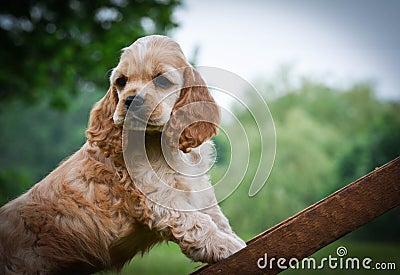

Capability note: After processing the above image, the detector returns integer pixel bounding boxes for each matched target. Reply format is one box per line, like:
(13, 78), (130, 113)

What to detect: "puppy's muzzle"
(125, 95), (145, 110)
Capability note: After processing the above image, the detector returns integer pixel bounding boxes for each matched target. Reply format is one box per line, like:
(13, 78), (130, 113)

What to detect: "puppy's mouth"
(115, 111), (165, 132)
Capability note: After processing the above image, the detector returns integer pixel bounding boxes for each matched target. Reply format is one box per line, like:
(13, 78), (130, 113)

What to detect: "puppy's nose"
(124, 95), (144, 109)
(124, 95), (135, 109)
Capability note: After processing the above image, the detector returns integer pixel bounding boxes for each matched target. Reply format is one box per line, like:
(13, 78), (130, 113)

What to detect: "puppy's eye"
(153, 75), (173, 89)
(116, 76), (127, 88)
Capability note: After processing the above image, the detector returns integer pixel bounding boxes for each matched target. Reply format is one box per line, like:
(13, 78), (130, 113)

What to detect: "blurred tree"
(214, 78), (400, 241)
(0, 0), (180, 109)
(0, 0), (181, 204)
(0, 92), (93, 204)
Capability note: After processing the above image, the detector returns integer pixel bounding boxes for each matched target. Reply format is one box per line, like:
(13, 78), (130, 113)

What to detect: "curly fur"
(86, 87), (122, 158)
(0, 35), (245, 274)
(166, 67), (220, 153)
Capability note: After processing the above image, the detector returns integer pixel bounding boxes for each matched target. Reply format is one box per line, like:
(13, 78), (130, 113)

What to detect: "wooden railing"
(192, 157), (400, 274)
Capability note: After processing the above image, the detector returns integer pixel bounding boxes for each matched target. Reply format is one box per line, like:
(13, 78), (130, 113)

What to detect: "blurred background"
(0, 0), (399, 274)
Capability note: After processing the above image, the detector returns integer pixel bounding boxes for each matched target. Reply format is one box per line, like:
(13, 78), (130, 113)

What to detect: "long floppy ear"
(166, 67), (220, 153)
(86, 86), (122, 158)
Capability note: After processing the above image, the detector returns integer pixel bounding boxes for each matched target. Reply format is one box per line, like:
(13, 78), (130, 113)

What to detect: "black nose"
(124, 95), (144, 109)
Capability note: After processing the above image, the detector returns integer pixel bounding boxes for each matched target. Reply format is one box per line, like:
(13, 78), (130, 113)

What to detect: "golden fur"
(0, 35), (245, 274)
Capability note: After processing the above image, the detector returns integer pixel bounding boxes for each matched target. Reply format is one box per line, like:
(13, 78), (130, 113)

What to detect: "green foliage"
(0, 92), (97, 204)
(0, 68), (398, 272)
(213, 79), (400, 241)
(0, 0), (180, 109)
(1, 4), (399, 268)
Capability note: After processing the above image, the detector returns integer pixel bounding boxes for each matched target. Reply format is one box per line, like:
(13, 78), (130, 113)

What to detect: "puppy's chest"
(128, 156), (177, 192)
(125, 148), (212, 201)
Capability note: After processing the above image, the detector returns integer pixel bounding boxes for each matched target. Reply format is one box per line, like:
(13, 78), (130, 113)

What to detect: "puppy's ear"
(86, 86), (122, 158)
(166, 67), (220, 153)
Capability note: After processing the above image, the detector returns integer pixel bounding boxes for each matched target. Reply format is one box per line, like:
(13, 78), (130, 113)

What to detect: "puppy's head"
(111, 35), (220, 152)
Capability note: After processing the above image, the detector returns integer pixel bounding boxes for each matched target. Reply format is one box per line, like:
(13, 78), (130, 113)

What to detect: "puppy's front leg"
(165, 211), (245, 263)
(201, 205), (246, 246)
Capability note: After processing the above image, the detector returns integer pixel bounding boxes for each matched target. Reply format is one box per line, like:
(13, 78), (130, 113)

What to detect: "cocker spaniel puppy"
(0, 35), (246, 274)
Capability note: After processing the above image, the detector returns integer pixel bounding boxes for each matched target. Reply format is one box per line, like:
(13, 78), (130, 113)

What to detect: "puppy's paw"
(190, 231), (246, 263)
(226, 236), (246, 252)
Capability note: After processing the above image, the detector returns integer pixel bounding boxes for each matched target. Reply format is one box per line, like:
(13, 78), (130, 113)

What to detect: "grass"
(102, 242), (201, 275)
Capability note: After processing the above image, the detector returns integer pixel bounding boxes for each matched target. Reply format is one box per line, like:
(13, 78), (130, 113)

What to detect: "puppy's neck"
(124, 130), (166, 161)
(144, 131), (163, 149)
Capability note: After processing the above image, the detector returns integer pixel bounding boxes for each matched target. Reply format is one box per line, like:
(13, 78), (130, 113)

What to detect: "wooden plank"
(192, 157), (400, 275)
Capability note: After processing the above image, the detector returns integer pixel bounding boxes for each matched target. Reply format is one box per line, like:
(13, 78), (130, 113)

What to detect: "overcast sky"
(172, 0), (400, 99)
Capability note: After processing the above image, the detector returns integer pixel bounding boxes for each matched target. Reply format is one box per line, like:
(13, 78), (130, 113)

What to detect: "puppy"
(0, 35), (246, 274)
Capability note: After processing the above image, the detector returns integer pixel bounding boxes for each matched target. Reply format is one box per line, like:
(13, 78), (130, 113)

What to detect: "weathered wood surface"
(192, 157), (400, 275)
